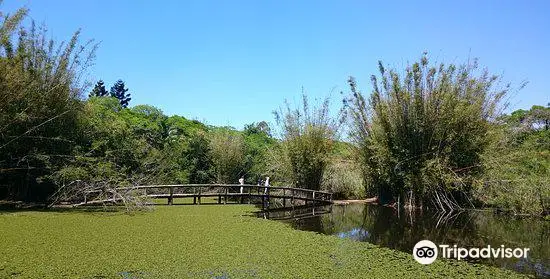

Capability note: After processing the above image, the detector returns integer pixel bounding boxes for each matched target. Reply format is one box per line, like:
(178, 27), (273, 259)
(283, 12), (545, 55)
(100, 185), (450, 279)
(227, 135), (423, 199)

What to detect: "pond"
(262, 204), (550, 278)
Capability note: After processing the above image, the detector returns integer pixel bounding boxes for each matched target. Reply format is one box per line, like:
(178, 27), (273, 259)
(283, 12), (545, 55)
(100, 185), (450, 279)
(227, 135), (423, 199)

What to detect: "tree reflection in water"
(278, 204), (549, 278)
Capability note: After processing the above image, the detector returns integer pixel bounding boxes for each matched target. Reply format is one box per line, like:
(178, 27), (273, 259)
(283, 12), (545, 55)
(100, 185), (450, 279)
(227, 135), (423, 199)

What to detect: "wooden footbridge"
(81, 184), (333, 208)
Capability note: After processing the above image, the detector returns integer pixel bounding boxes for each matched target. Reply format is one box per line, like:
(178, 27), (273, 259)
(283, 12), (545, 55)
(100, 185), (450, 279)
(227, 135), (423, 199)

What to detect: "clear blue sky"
(3, 0), (549, 129)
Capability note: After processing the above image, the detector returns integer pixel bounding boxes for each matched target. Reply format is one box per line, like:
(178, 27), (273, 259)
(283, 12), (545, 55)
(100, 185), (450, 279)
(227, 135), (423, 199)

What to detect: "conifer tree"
(88, 80), (109, 97)
(109, 79), (131, 108)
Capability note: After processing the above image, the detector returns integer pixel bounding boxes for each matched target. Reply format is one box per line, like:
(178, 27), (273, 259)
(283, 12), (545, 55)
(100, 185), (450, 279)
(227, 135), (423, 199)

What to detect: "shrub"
(345, 54), (511, 210)
(274, 95), (341, 190)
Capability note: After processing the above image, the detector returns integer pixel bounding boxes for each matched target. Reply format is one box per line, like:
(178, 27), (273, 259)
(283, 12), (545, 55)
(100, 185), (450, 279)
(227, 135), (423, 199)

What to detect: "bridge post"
(198, 186), (202, 205)
(168, 187), (173, 205)
(240, 187), (244, 204)
(224, 187), (228, 204)
(283, 189), (286, 207)
(291, 189), (294, 206)
(312, 191), (316, 206)
(261, 193), (265, 208)
(248, 186), (251, 204)
(193, 187), (197, 205)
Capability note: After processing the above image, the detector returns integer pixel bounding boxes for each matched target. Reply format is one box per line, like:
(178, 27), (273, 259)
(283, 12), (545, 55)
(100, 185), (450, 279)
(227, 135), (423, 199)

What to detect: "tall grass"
(345, 54), (510, 211)
(273, 95), (341, 190)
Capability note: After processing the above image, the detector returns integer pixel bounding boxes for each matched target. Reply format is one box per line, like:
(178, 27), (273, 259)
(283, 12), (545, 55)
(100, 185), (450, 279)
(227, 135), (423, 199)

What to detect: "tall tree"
(88, 80), (109, 97)
(110, 79), (131, 108)
(185, 132), (214, 184)
(209, 128), (246, 184)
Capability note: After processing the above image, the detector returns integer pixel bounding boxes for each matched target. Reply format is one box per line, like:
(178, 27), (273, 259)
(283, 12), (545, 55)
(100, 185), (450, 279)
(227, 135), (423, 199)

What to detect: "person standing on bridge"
(264, 176), (270, 195)
(239, 176), (245, 193)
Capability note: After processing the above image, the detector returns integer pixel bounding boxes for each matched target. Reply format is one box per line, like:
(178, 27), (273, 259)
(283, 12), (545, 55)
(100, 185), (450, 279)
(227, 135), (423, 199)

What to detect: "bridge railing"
(82, 184), (333, 207)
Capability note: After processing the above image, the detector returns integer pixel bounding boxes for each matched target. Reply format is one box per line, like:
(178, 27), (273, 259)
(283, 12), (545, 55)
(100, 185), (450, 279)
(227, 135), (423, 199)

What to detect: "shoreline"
(332, 197), (378, 205)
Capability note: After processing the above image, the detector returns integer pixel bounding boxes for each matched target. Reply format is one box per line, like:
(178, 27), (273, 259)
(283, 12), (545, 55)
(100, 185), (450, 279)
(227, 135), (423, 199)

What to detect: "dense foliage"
(477, 105), (550, 215)
(345, 55), (511, 210)
(0, 6), (96, 201)
(273, 95), (341, 190)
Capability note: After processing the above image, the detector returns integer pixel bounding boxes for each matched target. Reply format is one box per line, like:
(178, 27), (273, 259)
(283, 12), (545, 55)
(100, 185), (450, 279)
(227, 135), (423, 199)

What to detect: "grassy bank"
(0, 205), (526, 278)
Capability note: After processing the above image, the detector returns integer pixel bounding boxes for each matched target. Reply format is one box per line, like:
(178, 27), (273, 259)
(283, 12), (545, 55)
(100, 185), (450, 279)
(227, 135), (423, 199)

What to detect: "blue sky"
(3, 0), (549, 129)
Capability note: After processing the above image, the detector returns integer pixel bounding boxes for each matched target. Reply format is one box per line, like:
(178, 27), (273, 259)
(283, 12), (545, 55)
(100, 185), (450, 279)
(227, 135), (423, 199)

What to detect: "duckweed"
(0, 205), (527, 278)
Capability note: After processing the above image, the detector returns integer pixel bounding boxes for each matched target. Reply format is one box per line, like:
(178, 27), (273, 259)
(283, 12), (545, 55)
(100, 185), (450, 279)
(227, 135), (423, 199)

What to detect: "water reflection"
(336, 228), (370, 241)
(275, 204), (550, 278)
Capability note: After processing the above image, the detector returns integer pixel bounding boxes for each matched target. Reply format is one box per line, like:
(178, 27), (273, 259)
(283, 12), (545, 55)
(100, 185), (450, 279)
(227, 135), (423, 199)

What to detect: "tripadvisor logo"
(412, 240), (530, 265)
(413, 240), (438, 264)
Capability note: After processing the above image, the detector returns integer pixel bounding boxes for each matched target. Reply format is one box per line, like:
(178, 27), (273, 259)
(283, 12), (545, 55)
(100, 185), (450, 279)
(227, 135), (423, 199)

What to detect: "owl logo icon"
(413, 240), (438, 264)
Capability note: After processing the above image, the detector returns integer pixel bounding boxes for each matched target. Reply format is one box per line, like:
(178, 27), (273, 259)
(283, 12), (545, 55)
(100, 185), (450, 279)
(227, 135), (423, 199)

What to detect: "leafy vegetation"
(476, 105), (550, 215)
(209, 128), (246, 183)
(344, 54), (518, 210)
(273, 95), (342, 190)
(0, 205), (527, 278)
(0, 6), (96, 201)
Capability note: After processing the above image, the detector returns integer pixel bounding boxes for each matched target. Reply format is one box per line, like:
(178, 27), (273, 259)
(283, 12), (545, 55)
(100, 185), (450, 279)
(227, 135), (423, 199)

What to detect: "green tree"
(89, 80), (109, 98)
(478, 104), (550, 215)
(244, 121), (271, 137)
(110, 79), (131, 108)
(243, 121), (276, 183)
(209, 128), (246, 184)
(274, 95), (340, 190)
(528, 104), (550, 131)
(55, 99), (191, 187)
(184, 132), (213, 184)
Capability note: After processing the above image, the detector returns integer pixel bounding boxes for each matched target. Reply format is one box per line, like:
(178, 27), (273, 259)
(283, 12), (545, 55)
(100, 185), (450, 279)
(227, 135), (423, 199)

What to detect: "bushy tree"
(244, 121), (272, 137)
(209, 128), (246, 184)
(274, 95), (341, 190)
(243, 121), (276, 183)
(54, 99), (189, 187)
(0, 6), (96, 201)
(345, 54), (512, 210)
(166, 115), (208, 138)
(184, 132), (213, 184)
(477, 105), (550, 215)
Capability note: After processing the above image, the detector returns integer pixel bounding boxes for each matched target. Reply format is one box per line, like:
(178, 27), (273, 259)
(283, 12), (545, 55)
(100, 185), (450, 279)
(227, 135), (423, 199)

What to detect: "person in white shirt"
(238, 176), (245, 193)
(264, 176), (270, 194)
